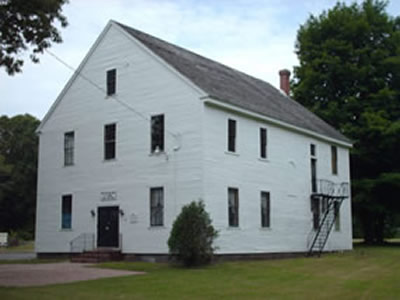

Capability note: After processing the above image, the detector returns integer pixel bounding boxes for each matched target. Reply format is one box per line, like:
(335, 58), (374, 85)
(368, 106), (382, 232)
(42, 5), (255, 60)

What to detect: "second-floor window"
(104, 123), (116, 160)
(228, 119), (236, 152)
(106, 69), (116, 96)
(151, 114), (164, 153)
(228, 187), (239, 227)
(64, 131), (74, 166)
(331, 145), (338, 175)
(260, 128), (267, 159)
(150, 187), (164, 226)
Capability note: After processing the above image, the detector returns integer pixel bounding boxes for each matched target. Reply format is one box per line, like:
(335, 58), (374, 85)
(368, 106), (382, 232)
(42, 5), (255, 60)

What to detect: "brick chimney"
(279, 69), (291, 96)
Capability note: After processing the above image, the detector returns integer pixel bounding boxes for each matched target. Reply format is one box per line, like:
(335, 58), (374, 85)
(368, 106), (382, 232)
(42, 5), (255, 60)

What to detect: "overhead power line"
(45, 49), (179, 139)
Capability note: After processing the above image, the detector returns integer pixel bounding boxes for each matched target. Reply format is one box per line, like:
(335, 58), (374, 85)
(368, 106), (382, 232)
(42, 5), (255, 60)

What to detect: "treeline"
(0, 114), (39, 239)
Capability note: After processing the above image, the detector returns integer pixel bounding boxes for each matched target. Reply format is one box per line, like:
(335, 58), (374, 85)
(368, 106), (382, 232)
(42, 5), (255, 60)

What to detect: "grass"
(0, 244), (399, 299)
(0, 241), (34, 253)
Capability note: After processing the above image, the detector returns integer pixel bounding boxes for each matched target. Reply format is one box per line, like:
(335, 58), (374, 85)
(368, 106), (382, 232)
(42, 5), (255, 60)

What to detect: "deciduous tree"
(292, 0), (400, 243)
(0, 0), (68, 75)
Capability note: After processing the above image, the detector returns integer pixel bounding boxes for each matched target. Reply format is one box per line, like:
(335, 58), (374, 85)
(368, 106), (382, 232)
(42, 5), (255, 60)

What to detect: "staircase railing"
(70, 233), (95, 253)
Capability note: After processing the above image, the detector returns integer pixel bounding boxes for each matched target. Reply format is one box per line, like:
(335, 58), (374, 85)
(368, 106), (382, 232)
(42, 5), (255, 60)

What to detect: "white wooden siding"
(36, 23), (352, 255)
(36, 24), (205, 253)
(202, 104), (352, 254)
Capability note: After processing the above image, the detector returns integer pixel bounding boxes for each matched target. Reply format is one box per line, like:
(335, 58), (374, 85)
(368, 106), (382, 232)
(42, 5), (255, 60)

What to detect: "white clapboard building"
(35, 21), (352, 259)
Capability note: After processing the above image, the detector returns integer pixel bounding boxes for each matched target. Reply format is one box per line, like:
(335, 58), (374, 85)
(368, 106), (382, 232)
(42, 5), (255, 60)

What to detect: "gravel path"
(0, 252), (36, 260)
(0, 262), (144, 287)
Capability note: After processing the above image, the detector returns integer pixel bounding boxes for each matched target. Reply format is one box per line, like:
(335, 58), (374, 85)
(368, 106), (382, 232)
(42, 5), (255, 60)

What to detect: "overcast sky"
(1, 0), (399, 119)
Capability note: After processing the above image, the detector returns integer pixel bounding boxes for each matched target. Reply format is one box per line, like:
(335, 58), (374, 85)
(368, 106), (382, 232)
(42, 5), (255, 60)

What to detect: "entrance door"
(311, 197), (320, 230)
(97, 206), (119, 248)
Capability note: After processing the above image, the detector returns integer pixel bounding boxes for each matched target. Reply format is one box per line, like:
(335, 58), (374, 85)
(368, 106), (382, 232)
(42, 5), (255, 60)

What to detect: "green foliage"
(0, 114), (40, 234)
(168, 201), (218, 267)
(0, 0), (68, 75)
(292, 0), (400, 243)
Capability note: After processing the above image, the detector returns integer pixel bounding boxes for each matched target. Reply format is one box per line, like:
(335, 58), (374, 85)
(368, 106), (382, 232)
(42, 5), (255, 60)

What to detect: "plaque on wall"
(100, 191), (117, 201)
(130, 213), (138, 224)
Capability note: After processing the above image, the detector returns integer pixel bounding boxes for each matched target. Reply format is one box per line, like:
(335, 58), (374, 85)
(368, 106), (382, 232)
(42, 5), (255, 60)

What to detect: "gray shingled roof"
(118, 22), (350, 143)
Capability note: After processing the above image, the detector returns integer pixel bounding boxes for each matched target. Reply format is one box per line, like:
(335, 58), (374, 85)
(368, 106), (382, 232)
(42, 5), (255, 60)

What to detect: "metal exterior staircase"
(307, 180), (349, 256)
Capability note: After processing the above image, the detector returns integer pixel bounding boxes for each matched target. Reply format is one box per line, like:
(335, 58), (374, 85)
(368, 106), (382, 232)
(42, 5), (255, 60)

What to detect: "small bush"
(168, 201), (218, 267)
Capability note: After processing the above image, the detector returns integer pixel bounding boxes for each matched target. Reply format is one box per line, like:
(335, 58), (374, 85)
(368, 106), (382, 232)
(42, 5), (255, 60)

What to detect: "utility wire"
(45, 49), (179, 139)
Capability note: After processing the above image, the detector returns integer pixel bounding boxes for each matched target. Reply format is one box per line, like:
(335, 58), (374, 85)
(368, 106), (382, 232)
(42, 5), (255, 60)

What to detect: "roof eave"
(203, 96), (353, 148)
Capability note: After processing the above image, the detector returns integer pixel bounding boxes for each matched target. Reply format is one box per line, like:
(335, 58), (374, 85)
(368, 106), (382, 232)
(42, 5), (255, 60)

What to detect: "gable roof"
(117, 22), (350, 144)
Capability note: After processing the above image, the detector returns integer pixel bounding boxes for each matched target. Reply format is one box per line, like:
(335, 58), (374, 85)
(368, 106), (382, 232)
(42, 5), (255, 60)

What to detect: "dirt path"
(0, 262), (144, 287)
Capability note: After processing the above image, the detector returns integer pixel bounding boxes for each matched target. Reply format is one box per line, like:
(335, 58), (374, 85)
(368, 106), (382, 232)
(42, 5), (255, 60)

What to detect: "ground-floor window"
(61, 194), (72, 229)
(228, 187), (239, 227)
(261, 191), (270, 228)
(150, 187), (164, 226)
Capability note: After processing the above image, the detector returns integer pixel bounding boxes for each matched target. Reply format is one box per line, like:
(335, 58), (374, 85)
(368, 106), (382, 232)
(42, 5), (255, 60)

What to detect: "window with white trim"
(104, 123), (116, 160)
(150, 187), (164, 226)
(228, 187), (239, 227)
(106, 69), (116, 96)
(260, 128), (267, 159)
(227, 119), (236, 152)
(64, 131), (74, 166)
(61, 194), (72, 229)
(261, 191), (270, 228)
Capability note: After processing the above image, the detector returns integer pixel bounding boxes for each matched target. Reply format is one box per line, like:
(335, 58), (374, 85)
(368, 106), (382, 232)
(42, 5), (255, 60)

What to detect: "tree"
(0, 114), (40, 236)
(0, 0), (68, 75)
(292, 0), (400, 243)
(168, 201), (218, 267)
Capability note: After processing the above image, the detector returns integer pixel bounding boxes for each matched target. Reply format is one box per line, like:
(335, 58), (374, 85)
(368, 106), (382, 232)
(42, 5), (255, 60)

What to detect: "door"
(97, 206), (119, 248)
(311, 197), (320, 230)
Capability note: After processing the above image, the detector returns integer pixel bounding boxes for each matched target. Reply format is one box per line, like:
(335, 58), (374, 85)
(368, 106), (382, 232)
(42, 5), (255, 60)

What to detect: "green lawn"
(1, 245), (399, 299)
(0, 241), (34, 253)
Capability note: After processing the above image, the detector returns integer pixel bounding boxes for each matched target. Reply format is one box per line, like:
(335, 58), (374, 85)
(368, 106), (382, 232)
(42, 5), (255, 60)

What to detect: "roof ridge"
(116, 22), (278, 91)
(116, 21), (350, 144)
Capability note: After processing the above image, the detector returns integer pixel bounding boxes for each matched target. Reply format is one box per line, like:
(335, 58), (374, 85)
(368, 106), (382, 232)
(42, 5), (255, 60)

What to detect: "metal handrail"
(70, 233), (95, 253)
(313, 180), (349, 198)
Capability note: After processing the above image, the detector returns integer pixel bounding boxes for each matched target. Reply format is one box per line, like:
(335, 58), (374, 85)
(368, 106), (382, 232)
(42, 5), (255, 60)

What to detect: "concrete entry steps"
(71, 249), (122, 263)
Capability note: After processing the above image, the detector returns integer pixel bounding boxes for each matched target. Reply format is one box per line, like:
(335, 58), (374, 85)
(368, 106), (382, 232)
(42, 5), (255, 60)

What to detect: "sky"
(1, 0), (400, 119)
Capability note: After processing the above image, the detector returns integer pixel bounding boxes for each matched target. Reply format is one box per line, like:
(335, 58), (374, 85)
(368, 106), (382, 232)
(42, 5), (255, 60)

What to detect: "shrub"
(168, 201), (218, 267)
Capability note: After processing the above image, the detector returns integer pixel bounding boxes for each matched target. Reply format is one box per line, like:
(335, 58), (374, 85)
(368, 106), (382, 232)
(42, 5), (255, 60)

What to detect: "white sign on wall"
(130, 213), (138, 224)
(100, 191), (117, 202)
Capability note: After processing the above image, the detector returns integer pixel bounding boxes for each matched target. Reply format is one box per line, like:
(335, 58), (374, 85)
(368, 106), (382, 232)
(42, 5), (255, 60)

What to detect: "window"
(310, 143), (317, 193)
(310, 144), (316, 156)
(260, 128), (267, 159)
(261, 191), (270, 228)
(151, 114), (164, 153)
(61, 195), (72, 229)
(331, 145), (338, 175)
(150, 187), (164, 226)
(228, 188), (239, 227)
(104, 123), (116, 160)
(334, 201), (340, 231)
(106, 69), (116, 96)
(64, 131), (74, 166)
(227, 119), (236, 152)
(311, 158), (317, 193)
